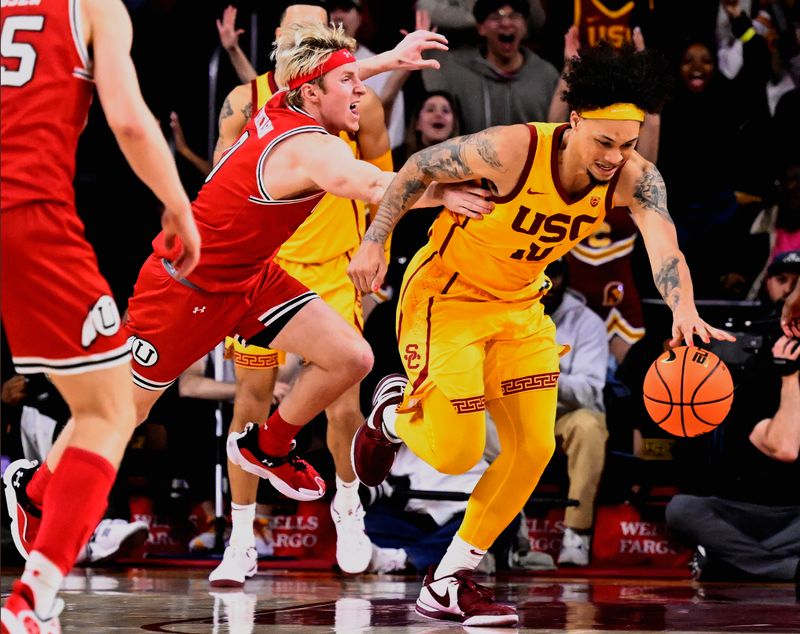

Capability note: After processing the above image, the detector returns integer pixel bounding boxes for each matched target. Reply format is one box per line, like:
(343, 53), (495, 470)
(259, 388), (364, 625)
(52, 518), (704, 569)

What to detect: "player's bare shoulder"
(616, 151), (670, 220)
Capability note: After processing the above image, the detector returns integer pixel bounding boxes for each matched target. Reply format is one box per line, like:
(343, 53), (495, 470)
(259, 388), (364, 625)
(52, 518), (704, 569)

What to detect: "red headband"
(287, 49), (356, 91)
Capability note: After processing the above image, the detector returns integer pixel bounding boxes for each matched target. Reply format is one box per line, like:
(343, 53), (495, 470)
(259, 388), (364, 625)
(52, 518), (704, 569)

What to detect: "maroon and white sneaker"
(1, 581), (63, 634)
(226, 423), (325, 501)
(415, 566), (519, 627)
(3, 459), (43, 560)
(350, 374), (407, 487)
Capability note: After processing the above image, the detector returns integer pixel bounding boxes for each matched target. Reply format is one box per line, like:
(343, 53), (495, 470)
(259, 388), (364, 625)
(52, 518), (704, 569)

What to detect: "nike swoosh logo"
(426, 582), (451, 608)
(469, 549), (484, 556)
(527, 188), (545, 195)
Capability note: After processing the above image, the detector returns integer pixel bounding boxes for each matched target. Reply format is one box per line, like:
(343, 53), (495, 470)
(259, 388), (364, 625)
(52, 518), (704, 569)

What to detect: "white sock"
(21, 551), (63, 617)
(381, 404), (402, 442)
(435, 535), (486, 578)
(332, 475), (360, 512)
(229, 502), (256, 550)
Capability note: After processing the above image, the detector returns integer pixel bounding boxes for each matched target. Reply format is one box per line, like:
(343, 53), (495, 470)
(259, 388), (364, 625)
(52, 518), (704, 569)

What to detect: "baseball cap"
(767, 250), (800, 277)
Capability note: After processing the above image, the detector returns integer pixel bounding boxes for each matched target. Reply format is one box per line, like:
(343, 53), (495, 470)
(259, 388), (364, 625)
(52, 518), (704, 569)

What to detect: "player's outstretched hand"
(389, 29), (448, 71)
(669, 309), (736, 348)
(438, 183), (494, 220)
(216, 5), (244, 52)
(348, 241), (387, 295)
(162, 203), (201, 278)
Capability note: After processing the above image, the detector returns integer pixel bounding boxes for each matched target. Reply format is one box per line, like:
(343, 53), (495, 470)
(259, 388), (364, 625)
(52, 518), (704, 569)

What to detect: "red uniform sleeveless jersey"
(152, 91), (328, 293)
(1, 0), (129, 375)
(1, 0), (93, 211)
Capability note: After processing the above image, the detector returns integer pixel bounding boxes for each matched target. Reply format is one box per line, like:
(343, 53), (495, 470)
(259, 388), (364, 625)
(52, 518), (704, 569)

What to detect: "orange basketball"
(643, 346), (734, 437)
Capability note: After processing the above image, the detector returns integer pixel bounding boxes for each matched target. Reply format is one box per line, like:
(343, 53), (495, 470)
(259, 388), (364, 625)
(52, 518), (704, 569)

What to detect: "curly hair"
(561, 41), (672, 115)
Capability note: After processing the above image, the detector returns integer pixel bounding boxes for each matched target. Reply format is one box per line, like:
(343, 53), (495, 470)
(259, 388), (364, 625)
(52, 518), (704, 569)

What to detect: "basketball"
(643, 346), (734, 437)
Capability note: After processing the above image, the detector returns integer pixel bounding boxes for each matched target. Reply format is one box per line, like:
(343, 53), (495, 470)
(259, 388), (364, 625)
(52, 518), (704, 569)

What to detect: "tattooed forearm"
(634, 166), (673, 225)
(655, 257), (681, 310)
(364, 176), (426, 244)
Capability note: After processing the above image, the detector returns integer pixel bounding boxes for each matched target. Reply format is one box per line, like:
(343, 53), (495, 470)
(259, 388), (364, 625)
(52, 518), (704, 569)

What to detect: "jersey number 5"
(1, 16), (45, 88)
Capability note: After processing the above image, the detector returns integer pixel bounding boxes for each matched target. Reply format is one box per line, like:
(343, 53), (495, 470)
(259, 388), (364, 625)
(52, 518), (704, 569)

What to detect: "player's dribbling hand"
(438, 183), (494, 220)
(347, 241), (387, 295)
(162, 203), (201, 278)
(669, 309), (736, 348)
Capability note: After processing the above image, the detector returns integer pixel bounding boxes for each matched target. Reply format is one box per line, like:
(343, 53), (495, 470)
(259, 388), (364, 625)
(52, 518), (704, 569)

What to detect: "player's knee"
(665, 494), (701, 533)
(429, 443), (485, 475)
(520, 434), (557, 467)
(340, 339), (373, 382)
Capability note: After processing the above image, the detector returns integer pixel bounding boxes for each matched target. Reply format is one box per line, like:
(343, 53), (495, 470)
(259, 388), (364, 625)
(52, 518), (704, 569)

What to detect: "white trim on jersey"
(258, 291), (318, 329)
(68, 0), (92, 77)
(72, 68), (93, 82)
(131, 368), (176, 392)
(253, 125), (327, 203)
(13, 344), (130, 376)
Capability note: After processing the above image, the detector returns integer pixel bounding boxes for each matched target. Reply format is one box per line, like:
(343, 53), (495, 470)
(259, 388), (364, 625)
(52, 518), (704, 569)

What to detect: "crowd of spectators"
(2, 0), (798, 583)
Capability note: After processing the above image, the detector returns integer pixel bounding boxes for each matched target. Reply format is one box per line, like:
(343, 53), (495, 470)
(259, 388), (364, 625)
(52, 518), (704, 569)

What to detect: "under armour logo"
(13, 471), (23, 487)
(193, 306), (206, 314)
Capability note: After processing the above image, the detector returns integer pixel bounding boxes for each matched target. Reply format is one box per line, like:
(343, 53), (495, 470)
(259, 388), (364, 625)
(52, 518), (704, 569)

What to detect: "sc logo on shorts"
(129, 336), (159, 367)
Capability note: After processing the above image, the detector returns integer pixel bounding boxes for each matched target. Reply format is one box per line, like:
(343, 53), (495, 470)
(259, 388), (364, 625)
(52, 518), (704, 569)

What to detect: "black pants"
(666, 494), (800, 581)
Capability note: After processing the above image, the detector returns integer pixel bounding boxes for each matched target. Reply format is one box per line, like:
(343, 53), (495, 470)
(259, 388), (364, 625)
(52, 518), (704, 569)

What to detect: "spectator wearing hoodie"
(420, 0), (559, 133)
(541, 258), (609, 567)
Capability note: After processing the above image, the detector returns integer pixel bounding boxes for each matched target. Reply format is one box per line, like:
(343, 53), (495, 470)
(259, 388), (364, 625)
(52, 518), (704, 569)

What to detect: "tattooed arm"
(212, 83), (252, 165)
(624, 158), (734, 346)
(347, 126), (518, 293)
(362, 125), (515, 245)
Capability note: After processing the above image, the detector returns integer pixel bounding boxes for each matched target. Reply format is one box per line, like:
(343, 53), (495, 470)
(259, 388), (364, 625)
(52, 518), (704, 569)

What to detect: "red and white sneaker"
(226, 423), (325, 501)
(415, 567), (519, 627)
(3, 459), (43, 560)
(351, 374), (406, 487)
(1, 581), (63, 634)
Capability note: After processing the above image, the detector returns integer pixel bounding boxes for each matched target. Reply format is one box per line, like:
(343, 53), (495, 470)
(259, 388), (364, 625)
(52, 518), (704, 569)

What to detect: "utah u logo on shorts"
(129, 336), (159, 367)
(404, 343), (422, 370)
(81, 295), (121, 348)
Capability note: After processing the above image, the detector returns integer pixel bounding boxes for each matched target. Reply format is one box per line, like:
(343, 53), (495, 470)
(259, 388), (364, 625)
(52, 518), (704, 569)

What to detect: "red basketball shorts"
(124, 255), (317, 390)
(1, 204), (130, 375)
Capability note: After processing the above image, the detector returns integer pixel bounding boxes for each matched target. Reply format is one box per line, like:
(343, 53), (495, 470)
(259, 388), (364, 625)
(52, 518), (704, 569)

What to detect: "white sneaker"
(330, 494), (372, 574)
(557, 528), (591, 566)
(77, 519), (150, 565)
(368, 545), (407, 574)
(209, 546), (258, 588)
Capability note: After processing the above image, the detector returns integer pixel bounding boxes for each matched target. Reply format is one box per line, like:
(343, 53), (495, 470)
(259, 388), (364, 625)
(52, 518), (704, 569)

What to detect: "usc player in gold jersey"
(349, 42), (736, 626)
(207, 5), (463, 584)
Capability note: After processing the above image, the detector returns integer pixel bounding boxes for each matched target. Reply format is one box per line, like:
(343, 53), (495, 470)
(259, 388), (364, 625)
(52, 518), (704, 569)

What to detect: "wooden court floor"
(2, 567), (798, 633)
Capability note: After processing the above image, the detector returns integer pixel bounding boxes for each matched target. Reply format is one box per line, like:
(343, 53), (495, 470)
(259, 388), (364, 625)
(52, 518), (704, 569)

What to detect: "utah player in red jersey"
(7, 20), (490, 579)
(0, 0), (201, 630)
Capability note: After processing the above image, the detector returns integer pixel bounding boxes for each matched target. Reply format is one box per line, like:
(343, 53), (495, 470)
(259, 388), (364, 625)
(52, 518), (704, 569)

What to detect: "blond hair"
(272, 22), (356, 108)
